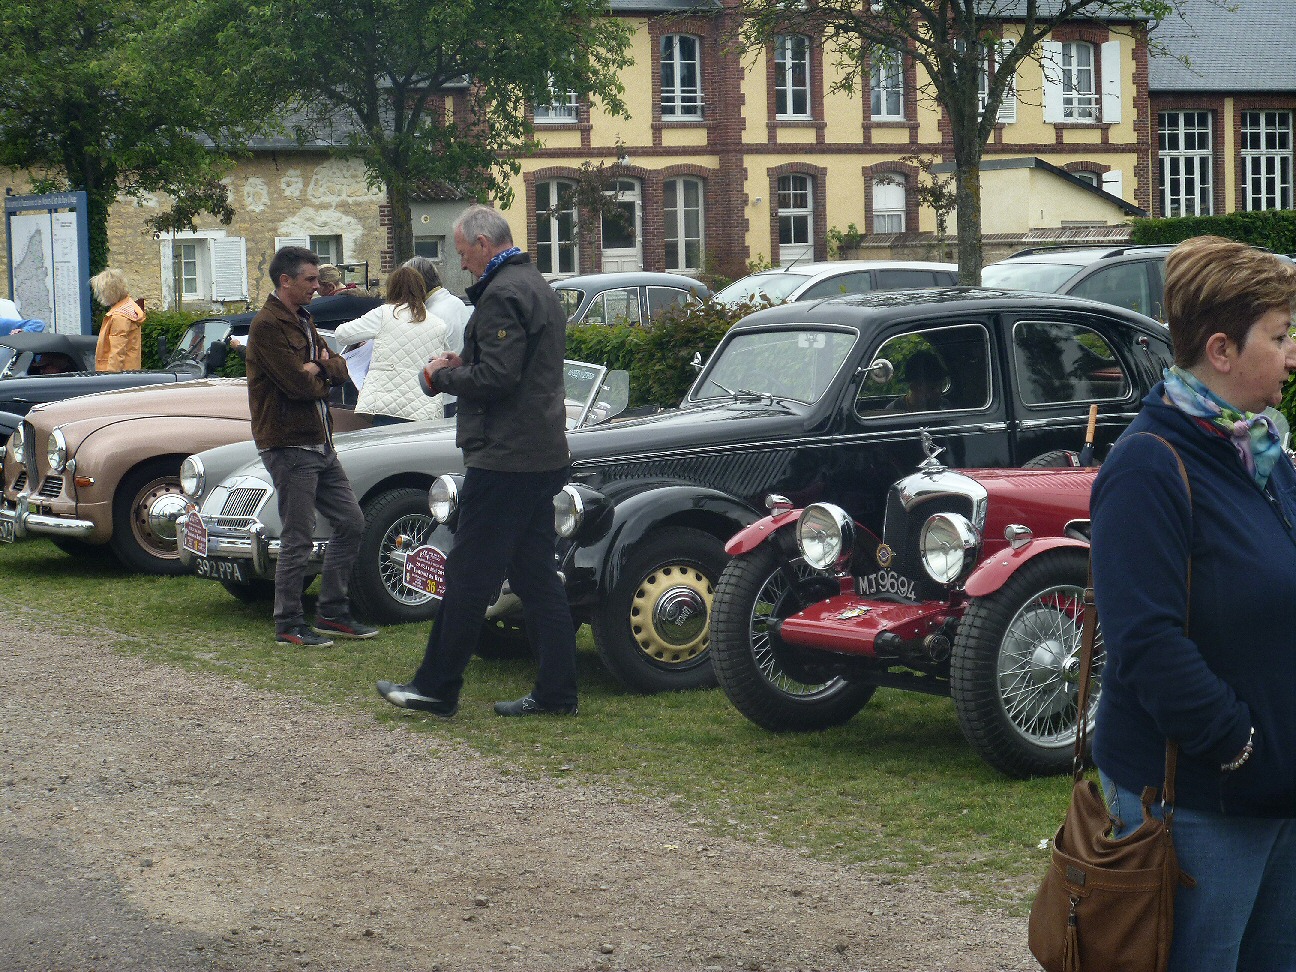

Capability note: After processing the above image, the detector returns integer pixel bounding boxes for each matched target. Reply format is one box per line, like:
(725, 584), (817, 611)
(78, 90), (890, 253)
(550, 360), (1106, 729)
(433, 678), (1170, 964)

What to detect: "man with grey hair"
(377, 204), (578, 718)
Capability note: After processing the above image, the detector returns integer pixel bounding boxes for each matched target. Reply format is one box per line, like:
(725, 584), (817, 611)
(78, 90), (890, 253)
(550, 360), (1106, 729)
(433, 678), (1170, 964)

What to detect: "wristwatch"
(1220, 726), (1256, 773)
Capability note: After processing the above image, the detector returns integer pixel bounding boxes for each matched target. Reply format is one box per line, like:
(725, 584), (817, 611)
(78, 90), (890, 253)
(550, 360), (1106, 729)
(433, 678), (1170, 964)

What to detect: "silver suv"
(981, 244), (1174, 321)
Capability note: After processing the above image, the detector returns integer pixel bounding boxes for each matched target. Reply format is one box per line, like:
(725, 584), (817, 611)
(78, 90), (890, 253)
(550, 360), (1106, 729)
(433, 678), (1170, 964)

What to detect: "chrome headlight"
(919, 512), (980, 584)
(46, 429), (67, 473)
(554, 484), (584, 539)
(180, 455), (205, 499)
(11, 424), (24, 465)
(429, 475), (459, 523)
(796, 502), (854, 571)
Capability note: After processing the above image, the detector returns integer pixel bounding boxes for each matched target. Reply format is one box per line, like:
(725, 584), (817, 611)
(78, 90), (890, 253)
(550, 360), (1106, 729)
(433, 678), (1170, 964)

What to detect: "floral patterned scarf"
(1162, 366), (1290, 489)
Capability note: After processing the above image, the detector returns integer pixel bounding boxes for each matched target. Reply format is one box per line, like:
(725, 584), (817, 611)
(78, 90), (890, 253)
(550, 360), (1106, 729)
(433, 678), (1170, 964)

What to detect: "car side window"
(587, 288), (643, 326)
(646, 286), (698, 321)
(1068, 262), (1153, 318)
(1012, 320), (1132, 406)
(799, 272), (874, 300)
(875, 268), (940, 289)
(855, 323), (992, 418)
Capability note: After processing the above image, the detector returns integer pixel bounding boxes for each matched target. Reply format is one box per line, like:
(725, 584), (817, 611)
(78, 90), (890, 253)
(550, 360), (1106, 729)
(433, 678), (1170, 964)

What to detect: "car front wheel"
(710, 543), (876, 732)
(348, 488), (439, 624)
(590, 526), (724, 693)
(950, 547), (1098, 778)
(109, 460), (189, 575)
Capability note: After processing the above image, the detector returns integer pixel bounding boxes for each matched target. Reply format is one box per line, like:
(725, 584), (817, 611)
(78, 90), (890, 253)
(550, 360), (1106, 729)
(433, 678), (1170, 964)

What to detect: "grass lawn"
(4, 538), (1069, 908)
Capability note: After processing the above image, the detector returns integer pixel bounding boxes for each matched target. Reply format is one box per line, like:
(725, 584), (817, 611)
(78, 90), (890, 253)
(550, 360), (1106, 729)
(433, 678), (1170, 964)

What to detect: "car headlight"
(796, 502), (854, 571)
(429, 475), (459, 523)
(919, 512), (980, 584)
(11, 424), (24, 465)
(180, 455), (205, 499)
(46, 429), (67, 473)
(554, 484), (585, 538)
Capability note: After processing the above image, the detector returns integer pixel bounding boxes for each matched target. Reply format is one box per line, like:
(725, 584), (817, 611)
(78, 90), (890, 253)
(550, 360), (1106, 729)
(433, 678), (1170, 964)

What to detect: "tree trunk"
(387, 179), (415, 267)
(954, 148), (984, 285)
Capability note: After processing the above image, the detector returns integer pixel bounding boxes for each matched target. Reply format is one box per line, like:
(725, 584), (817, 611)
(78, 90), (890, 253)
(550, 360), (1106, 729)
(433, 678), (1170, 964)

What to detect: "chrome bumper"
(0, 495), (95, 539)
(176, 513), (326, 579)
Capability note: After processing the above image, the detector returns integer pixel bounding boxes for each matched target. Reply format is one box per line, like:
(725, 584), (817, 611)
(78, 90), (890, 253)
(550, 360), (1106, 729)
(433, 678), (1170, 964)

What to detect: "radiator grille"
(221, 487), (269, 518)
(38, 475), (63, 499)
(12, 472), (26, 493)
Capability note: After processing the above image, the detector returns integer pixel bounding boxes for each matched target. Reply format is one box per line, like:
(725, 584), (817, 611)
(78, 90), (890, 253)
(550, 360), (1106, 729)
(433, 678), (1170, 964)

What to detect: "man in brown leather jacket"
(377, 205), (577, 717)
(247, 246), (378, 648)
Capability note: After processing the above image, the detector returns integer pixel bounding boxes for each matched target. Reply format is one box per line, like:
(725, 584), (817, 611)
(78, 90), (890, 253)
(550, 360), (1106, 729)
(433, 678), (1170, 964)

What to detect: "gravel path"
(0, 617), (1036, 972)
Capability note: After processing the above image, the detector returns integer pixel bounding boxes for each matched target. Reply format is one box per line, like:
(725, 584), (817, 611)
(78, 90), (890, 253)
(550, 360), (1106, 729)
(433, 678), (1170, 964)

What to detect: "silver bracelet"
(1221, 726), (1256, 773)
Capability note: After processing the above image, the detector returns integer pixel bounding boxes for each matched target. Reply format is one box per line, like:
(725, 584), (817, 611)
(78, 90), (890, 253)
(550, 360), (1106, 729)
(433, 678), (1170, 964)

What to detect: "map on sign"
(5, 194), (88, 334)
(9, 213), (54, 326)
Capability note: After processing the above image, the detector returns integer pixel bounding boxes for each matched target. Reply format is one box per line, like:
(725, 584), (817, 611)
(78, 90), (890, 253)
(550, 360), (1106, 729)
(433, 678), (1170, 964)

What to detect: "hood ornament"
(918, 430), (946, 472)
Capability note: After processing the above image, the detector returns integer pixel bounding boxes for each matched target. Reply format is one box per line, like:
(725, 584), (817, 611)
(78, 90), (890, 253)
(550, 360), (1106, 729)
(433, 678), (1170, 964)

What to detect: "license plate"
(0, 519), (13, 543)
(193, 556), (247, 584)
(856, 568), (917, 601)
(181, 511), (208, 557)
(402, 544), (447, 598)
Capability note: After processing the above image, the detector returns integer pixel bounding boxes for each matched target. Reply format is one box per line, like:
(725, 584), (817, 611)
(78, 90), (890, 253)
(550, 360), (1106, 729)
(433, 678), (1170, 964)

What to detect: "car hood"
(27, 378), (249, 433)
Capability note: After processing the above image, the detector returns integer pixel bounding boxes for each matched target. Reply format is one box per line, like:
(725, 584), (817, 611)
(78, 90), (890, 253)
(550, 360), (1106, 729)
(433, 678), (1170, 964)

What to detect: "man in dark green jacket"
(247, 246), (378, 648)
(377, 205), (577, 717)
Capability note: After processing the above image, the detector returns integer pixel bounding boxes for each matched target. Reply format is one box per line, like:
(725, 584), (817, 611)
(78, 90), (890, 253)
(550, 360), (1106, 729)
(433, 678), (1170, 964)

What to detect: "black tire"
(475, 618), (534, 660)
(1022, 450), (1079, 469)
(348, 488), (439, 624)
(590, 526), (726, 693)
(50, 537), (113, 560)
(711, 543), (876, 732)
(950, 547), (1099, 778)
(109, 460), (189, 575)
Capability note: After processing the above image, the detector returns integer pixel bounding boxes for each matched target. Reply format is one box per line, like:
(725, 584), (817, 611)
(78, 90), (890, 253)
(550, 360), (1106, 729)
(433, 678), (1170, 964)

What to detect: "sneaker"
(313, 614), (379, 639)
(493, 694), (579, 717)
(375, 680), (458, 718)
(277, 624), (334, 648)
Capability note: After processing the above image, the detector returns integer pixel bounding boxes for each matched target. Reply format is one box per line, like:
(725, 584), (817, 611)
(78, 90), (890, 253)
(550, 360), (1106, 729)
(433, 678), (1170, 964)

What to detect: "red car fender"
(963, 537), (1090, 599)
(725, 509), (804, 556)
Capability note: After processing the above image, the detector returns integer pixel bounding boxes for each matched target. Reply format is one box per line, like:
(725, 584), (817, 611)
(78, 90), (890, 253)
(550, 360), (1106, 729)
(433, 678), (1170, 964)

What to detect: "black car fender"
(562, 484), (762, 604)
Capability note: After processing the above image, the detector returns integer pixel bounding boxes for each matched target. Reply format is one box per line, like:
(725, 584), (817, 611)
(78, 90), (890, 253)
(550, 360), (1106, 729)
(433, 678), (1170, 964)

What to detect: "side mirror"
(860, 357), (895, 385)
(157, 334), (169, 361)
(690, 351), (703, 374)
(206, 340), (229, 373)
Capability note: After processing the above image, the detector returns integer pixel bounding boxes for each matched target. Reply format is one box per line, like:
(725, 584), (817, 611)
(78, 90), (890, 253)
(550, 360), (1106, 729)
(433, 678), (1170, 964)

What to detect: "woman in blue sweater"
(1091, 235), (1296, 971)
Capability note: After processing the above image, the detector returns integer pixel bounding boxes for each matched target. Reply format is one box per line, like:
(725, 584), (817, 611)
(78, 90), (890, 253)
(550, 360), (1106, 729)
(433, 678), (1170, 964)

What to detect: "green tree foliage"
(194, 0), (633, 264)
(0, 1), (267, 272)
(740, 0), (1176, 282)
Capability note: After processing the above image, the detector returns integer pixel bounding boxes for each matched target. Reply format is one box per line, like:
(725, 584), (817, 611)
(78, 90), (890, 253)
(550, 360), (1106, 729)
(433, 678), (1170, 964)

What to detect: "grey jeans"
(261, 448), (364, 630)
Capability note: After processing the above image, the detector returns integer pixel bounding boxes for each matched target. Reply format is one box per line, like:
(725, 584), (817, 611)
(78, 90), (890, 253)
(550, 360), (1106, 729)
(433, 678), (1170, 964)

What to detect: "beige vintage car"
(0, 378), (369, 574)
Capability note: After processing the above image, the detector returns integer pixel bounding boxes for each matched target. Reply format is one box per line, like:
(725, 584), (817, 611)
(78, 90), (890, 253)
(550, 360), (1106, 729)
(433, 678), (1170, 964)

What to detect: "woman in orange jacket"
(91, 268), (146, 371)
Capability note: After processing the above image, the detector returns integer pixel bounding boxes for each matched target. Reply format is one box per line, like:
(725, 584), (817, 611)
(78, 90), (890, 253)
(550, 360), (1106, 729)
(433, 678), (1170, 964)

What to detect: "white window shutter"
(211, 237), (248, 301)
(158, 239), (175, 306)
(1101, 169), (1124, 200)
(274, 236), (309, 250)
(1042, 41), (1063, 124)
(996, 41), (1017, 124)
(1100, 41), (1122, 124)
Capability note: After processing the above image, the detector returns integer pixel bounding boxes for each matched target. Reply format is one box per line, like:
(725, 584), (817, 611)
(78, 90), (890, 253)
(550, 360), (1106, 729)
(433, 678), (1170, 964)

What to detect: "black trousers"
(413, 465), (577, 706)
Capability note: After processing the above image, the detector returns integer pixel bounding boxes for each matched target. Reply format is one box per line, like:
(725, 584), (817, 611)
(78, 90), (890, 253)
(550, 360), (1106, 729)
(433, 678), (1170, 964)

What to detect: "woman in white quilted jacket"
(333, 267), (453, 424)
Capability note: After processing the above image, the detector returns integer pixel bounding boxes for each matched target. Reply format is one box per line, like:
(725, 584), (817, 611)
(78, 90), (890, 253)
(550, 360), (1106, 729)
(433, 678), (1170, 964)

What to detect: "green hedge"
(565, 299), (756, 408)
(1130, 210), (1296, 252)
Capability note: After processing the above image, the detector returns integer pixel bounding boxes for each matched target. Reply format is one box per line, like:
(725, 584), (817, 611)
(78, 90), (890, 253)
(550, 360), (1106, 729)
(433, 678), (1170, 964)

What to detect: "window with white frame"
(872, 175), (905, 233)
(777, 174), (813, 264)
(661, 35), (702, 118)
(870, 49), (903, 120)
(160, 232), (248, 307)
(535, 76), (579, 123)
(414, 236), (442, 260)
(977, 41), (1017, 123)
(177, 242), (202, 299)
(664, 177), (704, 272)
(310, 235), (342, 265)
(535, 179), (578, 275)
(775, 35), (811, 118)
(1073, 171), (1100, 187)
(1060, 42), (1098, 121)
(1241, 111), (1293, 211)
(1159, 111), (1214, 217)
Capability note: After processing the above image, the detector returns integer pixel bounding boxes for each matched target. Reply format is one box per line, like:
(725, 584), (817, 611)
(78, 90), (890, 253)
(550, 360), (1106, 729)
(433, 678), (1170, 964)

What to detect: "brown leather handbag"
(1028, 434), (1195, 972)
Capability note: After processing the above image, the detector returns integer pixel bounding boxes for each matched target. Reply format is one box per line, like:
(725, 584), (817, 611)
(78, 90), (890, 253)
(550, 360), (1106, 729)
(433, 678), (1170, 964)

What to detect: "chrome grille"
(22, 421), (36, 488)
(38, 475), (63, 499)
(12, 472), (26, 492)
(209, 514), (258, 532)
(221, 487), (269, 518)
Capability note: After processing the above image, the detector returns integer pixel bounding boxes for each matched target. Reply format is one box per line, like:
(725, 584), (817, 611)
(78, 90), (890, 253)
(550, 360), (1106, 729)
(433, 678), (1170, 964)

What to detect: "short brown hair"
(385, 266), (428, 323)
(1164, 235), (1296, 367)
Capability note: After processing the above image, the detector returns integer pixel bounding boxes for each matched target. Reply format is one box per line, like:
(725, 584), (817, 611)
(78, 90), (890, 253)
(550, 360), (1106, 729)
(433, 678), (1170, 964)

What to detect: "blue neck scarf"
(1162, 366), (1289, 489)
(479, 246), (522, 286)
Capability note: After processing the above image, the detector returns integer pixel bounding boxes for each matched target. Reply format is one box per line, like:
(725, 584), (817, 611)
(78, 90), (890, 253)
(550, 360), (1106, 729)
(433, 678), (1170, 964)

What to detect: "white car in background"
(713, 260), (958, 307)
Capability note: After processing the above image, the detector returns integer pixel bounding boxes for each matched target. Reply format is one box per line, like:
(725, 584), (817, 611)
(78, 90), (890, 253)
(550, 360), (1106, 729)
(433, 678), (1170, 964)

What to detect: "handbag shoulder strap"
(1078, 432), (1188, 805)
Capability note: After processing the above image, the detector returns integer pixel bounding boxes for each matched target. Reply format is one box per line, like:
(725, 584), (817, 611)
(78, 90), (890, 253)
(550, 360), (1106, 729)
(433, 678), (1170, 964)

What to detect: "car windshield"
(171, 319), (234, 363)
(694, 328), (856, 405)
(0, 345), (16, 377)
(555, 288), (585, 321)
(980, 261), (1084, 293)
(714, 272), (810, 306)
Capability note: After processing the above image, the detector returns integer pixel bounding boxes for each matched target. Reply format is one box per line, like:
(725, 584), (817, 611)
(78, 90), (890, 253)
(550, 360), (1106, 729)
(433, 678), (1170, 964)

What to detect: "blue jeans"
(1100, 770), (1296, 972)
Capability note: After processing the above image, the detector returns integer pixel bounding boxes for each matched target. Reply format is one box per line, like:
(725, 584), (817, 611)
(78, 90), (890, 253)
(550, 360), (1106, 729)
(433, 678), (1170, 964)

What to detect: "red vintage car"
(709, 435), (1100, 778)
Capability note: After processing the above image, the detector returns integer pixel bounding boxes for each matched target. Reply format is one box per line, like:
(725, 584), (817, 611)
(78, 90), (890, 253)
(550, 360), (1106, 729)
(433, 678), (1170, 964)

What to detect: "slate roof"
(1149, 0), (1296, 92)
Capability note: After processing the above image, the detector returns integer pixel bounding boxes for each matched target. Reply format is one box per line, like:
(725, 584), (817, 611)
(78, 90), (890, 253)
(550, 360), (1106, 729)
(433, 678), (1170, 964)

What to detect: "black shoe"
(375, 680), (458, 717)
(493, 694), (578, 717)
(277, 624), (333, 647)
(313, 614), (379, 639)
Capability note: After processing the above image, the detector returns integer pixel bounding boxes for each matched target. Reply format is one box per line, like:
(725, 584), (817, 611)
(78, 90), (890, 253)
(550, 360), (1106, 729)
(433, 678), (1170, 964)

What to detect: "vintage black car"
(421, 288), (1169, 694)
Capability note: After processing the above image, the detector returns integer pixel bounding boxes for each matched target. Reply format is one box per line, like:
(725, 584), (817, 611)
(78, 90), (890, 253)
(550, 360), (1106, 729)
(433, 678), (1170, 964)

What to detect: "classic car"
(0, 371), (371, 574)
(175, 361), (632, 617)
(709, 436), (1099, 778)
(713, 260), (959, 307)
(553, 272), (710, 326)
